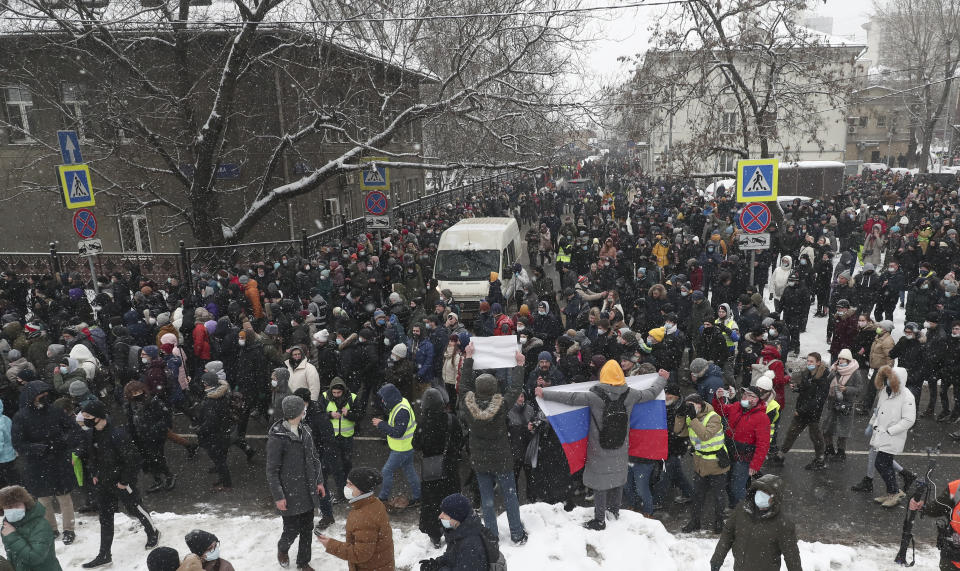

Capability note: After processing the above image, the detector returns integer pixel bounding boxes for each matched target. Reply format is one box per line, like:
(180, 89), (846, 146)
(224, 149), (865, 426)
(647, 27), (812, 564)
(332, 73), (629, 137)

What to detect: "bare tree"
(617, 0), (860, 174)
(873, 0), (960, 172)
(0, 0), (587, 245)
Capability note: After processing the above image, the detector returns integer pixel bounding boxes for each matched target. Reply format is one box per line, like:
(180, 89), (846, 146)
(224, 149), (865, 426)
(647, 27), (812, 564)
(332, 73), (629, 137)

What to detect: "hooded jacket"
(11, 381), (79, 497)
(68, 343), (99, 381)
(286, 355), (321, 402)
(711, 475), (801, 571)
(0, 499), (61, 571)
(770, 256), (793, 301)
(869, 367), (916, 455)
(458, 358), (525, 473)
(712, 394), (771, 472)
(869, 329), (895, 369)
(265, 418), (322, 516)
(540, 361), (667, 489)
(0, 400), (15, 464)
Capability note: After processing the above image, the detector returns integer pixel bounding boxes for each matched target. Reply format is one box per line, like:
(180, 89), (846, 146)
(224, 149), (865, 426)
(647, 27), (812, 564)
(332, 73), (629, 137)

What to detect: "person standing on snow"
(316, 467), (395, 571)
(710, 474), (802, 571)
(0, 484), (60, 571)
(537, 361), (669, 529)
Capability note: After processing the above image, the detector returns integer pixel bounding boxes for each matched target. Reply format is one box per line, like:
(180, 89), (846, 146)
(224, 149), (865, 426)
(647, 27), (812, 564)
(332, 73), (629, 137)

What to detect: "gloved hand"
(686, 403), (698, 420)
(419, 559), (440, 571)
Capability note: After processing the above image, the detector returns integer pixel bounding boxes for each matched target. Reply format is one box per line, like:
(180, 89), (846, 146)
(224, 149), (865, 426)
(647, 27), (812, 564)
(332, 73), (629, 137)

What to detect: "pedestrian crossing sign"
(736, 158), (778, 202)
(360, 157), (389, 190)
(58, 164), (95, 209)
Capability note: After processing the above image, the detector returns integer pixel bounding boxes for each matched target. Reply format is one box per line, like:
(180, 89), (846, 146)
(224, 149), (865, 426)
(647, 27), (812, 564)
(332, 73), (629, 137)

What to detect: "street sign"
(738, 202), (772, 234)
(78, 238), (103, 257)
(365, 215), (390, 229)
(57, 130), (83, 165)
(736, 232), (771, 250)
(736, 158), (778, 202)
(72, 208), (98, 239)
(365, 190), (389, 216)
(58, 164), (95, 209)
(360, 157), (389, 190)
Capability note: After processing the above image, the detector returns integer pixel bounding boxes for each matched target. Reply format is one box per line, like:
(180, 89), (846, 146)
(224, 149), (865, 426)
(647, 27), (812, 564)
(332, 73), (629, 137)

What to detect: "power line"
(0, 0), (694, 27)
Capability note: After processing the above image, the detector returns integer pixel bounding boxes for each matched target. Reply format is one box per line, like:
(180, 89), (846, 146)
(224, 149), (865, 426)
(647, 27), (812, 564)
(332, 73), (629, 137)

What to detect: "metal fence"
(0, 170), (523, 285)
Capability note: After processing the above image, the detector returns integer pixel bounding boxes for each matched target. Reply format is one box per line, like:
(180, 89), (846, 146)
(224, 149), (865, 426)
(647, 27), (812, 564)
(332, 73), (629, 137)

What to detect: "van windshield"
(435, 250), (500, 281)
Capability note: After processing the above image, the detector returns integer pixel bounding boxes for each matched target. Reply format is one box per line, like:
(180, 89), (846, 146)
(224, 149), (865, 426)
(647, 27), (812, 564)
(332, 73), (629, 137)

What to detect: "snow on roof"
(781, 160), (846, 169)
(0, 0), (436, 79)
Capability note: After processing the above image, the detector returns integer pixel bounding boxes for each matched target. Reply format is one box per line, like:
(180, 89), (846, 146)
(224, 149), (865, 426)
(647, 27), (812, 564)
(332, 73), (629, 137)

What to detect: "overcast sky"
(577, 0), (876, 88)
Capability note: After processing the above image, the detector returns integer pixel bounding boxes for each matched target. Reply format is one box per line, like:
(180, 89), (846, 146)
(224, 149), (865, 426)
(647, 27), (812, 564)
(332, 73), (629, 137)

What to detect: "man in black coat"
(80, 400), (160, 569)
(419, 493), (492, 571)
(231, 330), (267, 458)
(196, 372), (233, 490)
(694, 321), (729, 368)
(876, 260), (906, 321)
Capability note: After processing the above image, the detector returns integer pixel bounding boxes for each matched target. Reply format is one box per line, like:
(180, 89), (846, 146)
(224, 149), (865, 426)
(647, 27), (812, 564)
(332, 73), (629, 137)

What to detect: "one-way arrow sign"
(58, 131), (83, 165)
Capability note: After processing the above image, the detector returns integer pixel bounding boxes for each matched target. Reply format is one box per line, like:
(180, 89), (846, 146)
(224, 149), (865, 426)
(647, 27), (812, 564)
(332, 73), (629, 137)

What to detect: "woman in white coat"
(770, 255), (793, 313)
(869, 366), (916, 508)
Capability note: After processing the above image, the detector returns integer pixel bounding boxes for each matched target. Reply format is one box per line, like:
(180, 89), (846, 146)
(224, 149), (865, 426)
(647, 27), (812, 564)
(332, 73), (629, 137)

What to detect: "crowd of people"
(0, 158), (959, 569)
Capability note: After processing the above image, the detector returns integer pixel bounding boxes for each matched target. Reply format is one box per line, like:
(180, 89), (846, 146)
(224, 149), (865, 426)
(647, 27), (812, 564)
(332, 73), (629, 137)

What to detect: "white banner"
(471, 336), (520, 369)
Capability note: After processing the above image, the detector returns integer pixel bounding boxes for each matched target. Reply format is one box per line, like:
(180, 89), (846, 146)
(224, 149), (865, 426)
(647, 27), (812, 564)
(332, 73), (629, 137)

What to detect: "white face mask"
(205, 545), (220, 561)
(271, 379), (279, 388)
(343, 485), (357, 499)
(238, 340), (246, 347)
(754, 490), (771, 509)
(142, 357), (150, 364)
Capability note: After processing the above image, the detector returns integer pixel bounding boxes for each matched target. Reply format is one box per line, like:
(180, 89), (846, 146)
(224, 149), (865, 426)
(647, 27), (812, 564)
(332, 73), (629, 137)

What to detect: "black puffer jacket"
(85, 423), (142, 486)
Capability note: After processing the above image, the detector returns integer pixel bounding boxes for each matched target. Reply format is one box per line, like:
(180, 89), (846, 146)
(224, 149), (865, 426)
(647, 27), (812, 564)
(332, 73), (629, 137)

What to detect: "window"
(720, 111), (738, 135)
(406, 178), (415, 201)
(62, 82), (90, 141)
(118, 214), (152, 253)
(876, 115), (887, 128)
(859, 116), (868, 127)
(719, 152), (737, 172)
(4, 86), (35, 143)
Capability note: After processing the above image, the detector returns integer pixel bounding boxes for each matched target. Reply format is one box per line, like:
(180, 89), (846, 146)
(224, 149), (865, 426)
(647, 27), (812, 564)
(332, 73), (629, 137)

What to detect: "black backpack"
(590, 386), (630, 450)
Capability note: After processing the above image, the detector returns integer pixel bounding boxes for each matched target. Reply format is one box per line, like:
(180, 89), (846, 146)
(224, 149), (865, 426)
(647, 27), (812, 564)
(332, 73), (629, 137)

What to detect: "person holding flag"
(536, 361), (668, 530)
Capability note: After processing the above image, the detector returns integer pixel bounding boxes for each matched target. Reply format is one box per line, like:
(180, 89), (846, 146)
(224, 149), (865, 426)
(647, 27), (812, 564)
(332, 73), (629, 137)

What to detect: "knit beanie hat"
(690, 357), (709, 377)
(281, 395), (305, 420)
(81, 400), (108, 420)
(440, 493), (473, 523)
(348, 467), (383, 494)
(475, 374), (499, 399)
(146, 547), (181, 571)
(68, 380), (89, 397)
(201, 371), (220, 388)
(537, 351), (552, 363)
(391, 343), (407, 359)
(265, 322), (279, 335)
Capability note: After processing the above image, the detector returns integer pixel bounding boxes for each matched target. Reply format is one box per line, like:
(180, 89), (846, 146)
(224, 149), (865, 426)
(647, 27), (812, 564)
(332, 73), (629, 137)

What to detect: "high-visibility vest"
(326, 393), (357, 438)
(947, 480), (960, 535)
(687, 411), (726, 460)
(387, 398), (417, 452)
(765, 399), (781, 438)
(715, 317), (738, 348)
(556, 245), (571, 263)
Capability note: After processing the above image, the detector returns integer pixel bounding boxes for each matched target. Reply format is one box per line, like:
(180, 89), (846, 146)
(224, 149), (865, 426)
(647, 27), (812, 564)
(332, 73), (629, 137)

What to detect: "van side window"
(502, 248), (510, 270)
(507, 241), (516, 264)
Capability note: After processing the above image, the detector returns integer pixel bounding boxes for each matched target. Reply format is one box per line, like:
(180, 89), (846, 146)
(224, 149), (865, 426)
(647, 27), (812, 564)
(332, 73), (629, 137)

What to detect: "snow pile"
(58, 503), (938, 570)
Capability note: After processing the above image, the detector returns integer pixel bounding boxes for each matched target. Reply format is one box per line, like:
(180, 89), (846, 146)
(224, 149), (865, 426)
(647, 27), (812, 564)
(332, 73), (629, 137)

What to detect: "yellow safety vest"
(326, 393), (357, 438)
(687, 411), (727, 460)
(765, 399), (781, 438)
(387, 398), (417, 452)
(556, 245), (571, 263)
(715, 317), (738, 348)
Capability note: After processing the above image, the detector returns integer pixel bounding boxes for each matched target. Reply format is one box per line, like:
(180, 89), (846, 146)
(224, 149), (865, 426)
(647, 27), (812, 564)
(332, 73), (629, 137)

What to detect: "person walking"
(710, 474), (802, 571)
(771, 352), (832, 470)
(537, 360), (669, 528)
(0, 484), (61, 570)
(266, 395), (325, 571)
(869, 366), (916, 508)
(373, 383), (421, 508)
(196, 372), (233, 491)
(676, 393), (730, 534)
(316, 467), (395, 571)
(458, 343), (528, 544)
(79, 400), (160, 569)
(821, 348), (863, 462)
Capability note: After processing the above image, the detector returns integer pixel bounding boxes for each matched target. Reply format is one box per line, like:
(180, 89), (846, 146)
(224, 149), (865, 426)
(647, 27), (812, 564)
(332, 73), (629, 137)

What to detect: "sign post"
(737, 202), (773, 287)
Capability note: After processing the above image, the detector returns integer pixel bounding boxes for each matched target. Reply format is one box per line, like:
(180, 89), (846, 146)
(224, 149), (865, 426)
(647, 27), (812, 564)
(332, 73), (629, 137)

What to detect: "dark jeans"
(331, 437), (353, 494)
(0, 461), (20, 488)
(875, 451), (899, 494)
(654, 455), (693, 503)
(204, 436), (232, 487)
(689, 473), (726, 526)
(279, 510), (314, 567)
(727, 461), (750, 507)
(780, 415), (825, 459)
(96, 483), (156, 556)
(593, 486), (622, 523)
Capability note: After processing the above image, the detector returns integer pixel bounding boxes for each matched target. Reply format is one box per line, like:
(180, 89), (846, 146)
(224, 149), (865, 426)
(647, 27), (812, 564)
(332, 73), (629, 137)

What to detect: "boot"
(882, 490), (906, 508)
(920, 408), (935, 418)
(583, 519), (606, 531)
(62, 530), (76, 545)
(851, 477), (874, 492)
(680, 520), (701, 533)
(901, 470), (917, 490)
(804, 458), (826, 471)
(315, 516), (335, 532)
(937, 409), (952, 422)
(146, 477), (166, 494)
(164, 473), (177, 491)
(279, 551), (290, 569)
(835, 449), (846, 462)
(298, 565), (315, 571)
(824, 445), (836, 457)
(82, 553), (112, 568)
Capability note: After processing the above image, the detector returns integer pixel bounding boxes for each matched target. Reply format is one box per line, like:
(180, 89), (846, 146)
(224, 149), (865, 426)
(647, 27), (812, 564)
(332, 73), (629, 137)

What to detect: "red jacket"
(759, 345), (790, 407)
(493, 314), (514, 336)
(712, 398), (771, 472)
(193, 322), (211, 360)
(688, 266), (704, 292)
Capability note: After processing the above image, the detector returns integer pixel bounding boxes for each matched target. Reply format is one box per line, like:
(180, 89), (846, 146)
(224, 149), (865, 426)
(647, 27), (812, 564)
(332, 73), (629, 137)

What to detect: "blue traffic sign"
(365, 191), (388, 216)
(736, 158), (778, 202)
(738, 202), (771, 234)
(58, 130), (83, 165)
(73, 208), (97, 239)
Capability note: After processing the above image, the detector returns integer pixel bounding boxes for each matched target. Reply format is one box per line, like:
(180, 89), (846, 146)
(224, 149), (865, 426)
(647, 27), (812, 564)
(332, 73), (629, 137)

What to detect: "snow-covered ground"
(59, 503), (937, 570)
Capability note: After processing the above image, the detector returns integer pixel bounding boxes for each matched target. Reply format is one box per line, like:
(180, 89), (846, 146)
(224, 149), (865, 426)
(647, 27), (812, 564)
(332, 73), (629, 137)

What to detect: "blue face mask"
(3, 508), (25, 523)
(440, 518), (453, 529)
(740, 399), (751, 409)
(754, 490), (771, 509)
(806, 364), (816, 371)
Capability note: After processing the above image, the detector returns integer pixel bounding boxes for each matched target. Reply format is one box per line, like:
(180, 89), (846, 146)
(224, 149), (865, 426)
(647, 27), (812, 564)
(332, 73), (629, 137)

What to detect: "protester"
(317, 467), (395, 571)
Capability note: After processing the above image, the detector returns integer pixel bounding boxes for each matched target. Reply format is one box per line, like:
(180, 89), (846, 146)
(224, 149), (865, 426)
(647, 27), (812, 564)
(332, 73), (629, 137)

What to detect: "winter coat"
(821, 364), (863, 438)
(793, 366), (832, 422)
(286, 358), (321, 401)
(68, 344), (99, 381)
(176, 554), (236, 571)
(0, 503), (61, 571)
(770, 257), (793, 301)
(406, 336), (434, 383)
(673, 402), (729, 477)
(265, 420), (322, 516)
(889, 336), (923, 381)
(244, 279), (265, 319)
(85, 423), (141, 486)
(126, 395), (172, 447)
(0, 400), (15, 464)
(869, 330), (895, 370)
(324, 495), (395, 571)
(196, 381), (231, 448)
(11, 382), (79, 496)
(433, 514), (488, 570)
(712, 397), (771, 472)
(458, 359), (525, 474)
(829, 310), (858, 357)
(869, 367), (916, 455)
(541, 361), (666, 489)
(711, 476), (801, 571)
(4, 358), (35, 386)
(694, 329), (728, 367)
(694, 363), (724, 403)
(687, 300), (714, 337)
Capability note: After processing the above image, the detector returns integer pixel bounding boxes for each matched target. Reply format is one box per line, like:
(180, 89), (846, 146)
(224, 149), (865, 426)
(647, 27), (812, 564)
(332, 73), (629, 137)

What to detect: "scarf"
(831, 359), (859, 392)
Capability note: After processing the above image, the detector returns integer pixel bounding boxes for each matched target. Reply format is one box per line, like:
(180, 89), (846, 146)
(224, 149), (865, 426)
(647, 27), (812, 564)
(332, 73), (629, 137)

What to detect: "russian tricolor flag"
(536, 373), (668, 474)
